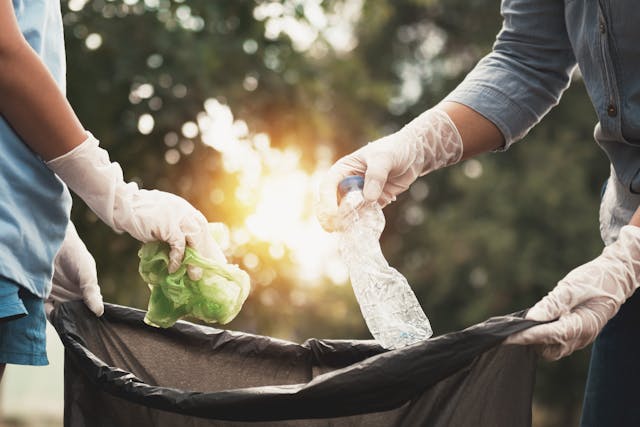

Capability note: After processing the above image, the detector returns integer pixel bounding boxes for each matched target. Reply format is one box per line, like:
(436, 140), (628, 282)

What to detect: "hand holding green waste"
(138, 223), (250, 328)
(46, 132), (225, 276)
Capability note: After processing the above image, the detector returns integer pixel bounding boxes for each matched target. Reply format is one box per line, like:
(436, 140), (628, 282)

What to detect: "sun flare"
(198, 99), (348, 286)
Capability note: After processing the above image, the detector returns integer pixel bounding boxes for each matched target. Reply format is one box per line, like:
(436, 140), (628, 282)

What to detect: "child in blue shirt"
(0, 0), (225, 378)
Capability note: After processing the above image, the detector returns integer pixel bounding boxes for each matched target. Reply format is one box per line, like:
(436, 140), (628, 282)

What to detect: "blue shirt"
(0, 0), (72, 298)
(445, 0), (640, 191)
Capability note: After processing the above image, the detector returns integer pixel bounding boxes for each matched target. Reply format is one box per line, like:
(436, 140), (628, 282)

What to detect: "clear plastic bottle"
(337, 176), (433, 349)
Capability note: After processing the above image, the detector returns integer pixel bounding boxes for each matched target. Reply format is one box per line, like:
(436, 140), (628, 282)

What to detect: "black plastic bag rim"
(51, 301), (539, 421)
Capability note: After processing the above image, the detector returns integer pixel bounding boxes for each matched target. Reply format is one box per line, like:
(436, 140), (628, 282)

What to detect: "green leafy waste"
(138, 223), (250, 328)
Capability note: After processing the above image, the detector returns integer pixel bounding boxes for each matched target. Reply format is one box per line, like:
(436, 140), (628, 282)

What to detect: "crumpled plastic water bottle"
(337, 176), (433, 349)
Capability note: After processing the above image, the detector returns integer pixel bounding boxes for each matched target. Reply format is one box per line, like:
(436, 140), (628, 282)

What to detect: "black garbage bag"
(51, 301), (539, 427)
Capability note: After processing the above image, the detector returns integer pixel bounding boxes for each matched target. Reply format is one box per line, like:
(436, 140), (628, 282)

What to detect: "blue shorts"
(0, 277), (48, 366)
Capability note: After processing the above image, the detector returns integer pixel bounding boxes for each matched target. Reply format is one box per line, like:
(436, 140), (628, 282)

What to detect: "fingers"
(76, 265), (104, 317)
(184, 215), (225, 263)
(363, 156), (393, 203)
(72, 237), (104, 317)
(185, 227), (203, 281)
(186, 265), (203, 281)
(167, 234), (187, 274)
(48, 281), (104, 317)
(370, 181), (399, 208)
(49, 220), (104, 317)
(505, 322), (561, 347)
(525, 284), (574, 321)
(316, 167), (350, 232)
(316, 148), (370, 232)
(82, 284), (104, 317)
(166, 213), (228, 280)
(46, 292), (103, 318)
(504, 319), (573, 361)
(506, 305), (604, 361)
(315, 141), (399, 230)
(333, 193), (363, 231)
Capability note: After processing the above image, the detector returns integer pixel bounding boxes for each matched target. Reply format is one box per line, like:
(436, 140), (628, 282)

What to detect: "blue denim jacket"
(0, 0), (72, 298)
(445, 0), (640, 193)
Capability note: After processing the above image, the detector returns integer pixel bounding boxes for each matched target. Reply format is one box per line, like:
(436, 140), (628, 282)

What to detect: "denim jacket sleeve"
(444, 0), (577, 149)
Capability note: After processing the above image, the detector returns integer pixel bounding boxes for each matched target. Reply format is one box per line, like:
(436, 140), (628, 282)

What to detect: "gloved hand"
(506, 225), (640, 360)
(315, 107), (463, 231)
(45, 133), (225, 279)
(46, 221), (103, 317)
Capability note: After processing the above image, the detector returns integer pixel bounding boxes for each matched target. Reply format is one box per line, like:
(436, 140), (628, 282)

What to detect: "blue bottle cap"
(337, 175), (364, 201)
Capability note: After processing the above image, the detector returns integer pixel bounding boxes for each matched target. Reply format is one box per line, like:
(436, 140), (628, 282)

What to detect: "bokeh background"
(1, 0), (610, 425)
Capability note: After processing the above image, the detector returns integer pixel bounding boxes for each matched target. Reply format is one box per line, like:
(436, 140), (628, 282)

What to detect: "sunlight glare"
(198, 98), (347, 285)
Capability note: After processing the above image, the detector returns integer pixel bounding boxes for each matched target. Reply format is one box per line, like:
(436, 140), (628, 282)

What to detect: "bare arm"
(439, 101), (505, 160)
(630, 205), (640, 227)
(0, 0), (86, 161)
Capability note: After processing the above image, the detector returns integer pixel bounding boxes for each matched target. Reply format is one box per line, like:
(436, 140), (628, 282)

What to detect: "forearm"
(0, 1), (85, 161)
(442, 0), (576, 152)
(629, 206), (640, 227)
(438, 101), (505, 160)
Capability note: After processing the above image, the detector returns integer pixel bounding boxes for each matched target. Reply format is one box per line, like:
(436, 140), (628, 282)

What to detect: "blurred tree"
(63, 1), (609, 425)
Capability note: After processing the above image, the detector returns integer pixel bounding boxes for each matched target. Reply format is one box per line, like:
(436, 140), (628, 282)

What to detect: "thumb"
(166, 232), (187, 274)
(363, 156), (392, 203)
(505, 321), (559, 347)
(505, 312), (582, 360)
(82, 284), (104, 317)
(316, 168), (348, 232)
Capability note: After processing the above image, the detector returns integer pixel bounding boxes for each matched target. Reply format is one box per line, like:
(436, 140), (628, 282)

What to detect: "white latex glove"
(46, 221), (104, 317)
(506, 225), (640, 360)
(316, 107), (463, 231)
(46, 133), (225, 279)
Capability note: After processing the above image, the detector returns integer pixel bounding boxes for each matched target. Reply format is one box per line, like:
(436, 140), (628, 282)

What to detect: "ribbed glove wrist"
(397, 107), (463, 177)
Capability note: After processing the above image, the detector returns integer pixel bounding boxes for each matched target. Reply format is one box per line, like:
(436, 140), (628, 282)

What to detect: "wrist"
(399, 107), (463, 176)
(46, 132), (136, 232)
(628, 205), (640, 227)
(45, 131), (95, 166)
(439, 101), (505, 159)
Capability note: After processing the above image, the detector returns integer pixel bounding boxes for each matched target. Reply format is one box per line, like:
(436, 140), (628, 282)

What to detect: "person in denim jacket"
(316, 1), (640, 424)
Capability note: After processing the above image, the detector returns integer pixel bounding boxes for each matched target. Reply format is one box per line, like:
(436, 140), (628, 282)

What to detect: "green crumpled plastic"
(138, 223), (250, 328)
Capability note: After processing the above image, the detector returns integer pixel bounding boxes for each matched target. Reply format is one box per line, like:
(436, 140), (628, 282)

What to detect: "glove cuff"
(46, 132), (137, 233)
(400, 107), (464, 176)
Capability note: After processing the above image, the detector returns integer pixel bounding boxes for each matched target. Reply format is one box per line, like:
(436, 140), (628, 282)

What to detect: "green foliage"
(63, 1), (609, 424)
